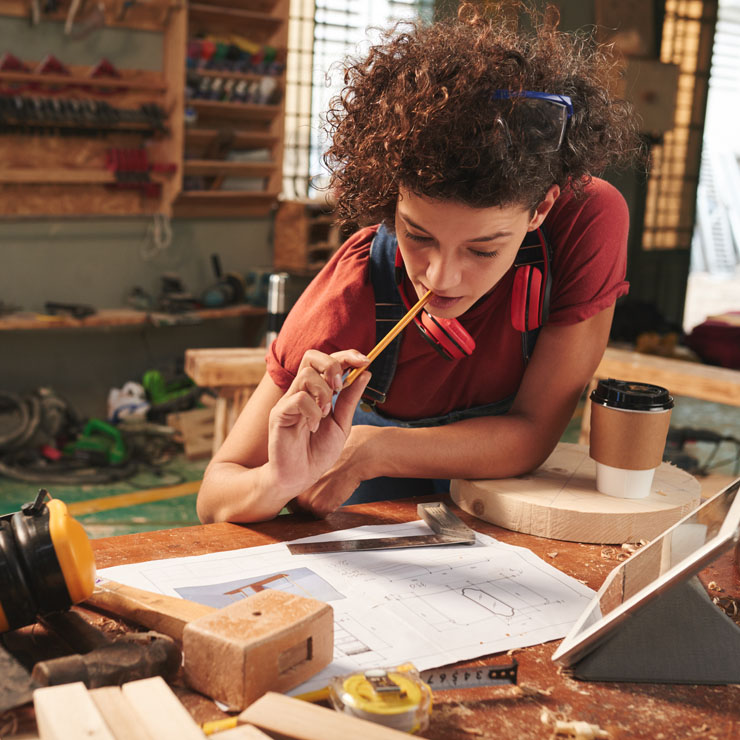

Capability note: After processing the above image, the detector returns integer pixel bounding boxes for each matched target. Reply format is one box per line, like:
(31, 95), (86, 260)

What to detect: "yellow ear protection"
(0, 489), (96, 633)
(394, 227), (551, 361)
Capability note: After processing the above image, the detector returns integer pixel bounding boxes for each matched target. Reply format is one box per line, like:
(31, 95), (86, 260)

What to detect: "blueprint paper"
(97, 521), (594, 693)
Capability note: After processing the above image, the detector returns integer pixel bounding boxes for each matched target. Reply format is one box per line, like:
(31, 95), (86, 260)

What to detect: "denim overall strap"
(362, 224), (406, 405)
(346, 395), (516, 505)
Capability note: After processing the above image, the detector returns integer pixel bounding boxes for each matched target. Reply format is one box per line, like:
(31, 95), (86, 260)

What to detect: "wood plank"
(238, 691), (413, 740)
(189, 100), (280, 121)
(121, 677), (205, 740)
(579, 346), (740, 444)
(185, 347), (267, 387)
(451, 443), (701, 544)
(596, 347), (740, 406)
(0, 169), (113, 184)
(188, 3), (282, 30)
(185, 129), (279, 149)
(173, 191), (279, 217)
(0, 68), (166, 93)
(183, 160), (275, 176)
(34, 682), (115, 740)
(89, 686), (155, 740)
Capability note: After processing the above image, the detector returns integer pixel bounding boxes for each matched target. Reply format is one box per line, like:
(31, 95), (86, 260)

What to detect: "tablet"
(552, 476), (740, 667)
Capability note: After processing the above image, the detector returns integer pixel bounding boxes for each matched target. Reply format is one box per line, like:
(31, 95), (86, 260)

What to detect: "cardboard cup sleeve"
(589, 404), (672, 471)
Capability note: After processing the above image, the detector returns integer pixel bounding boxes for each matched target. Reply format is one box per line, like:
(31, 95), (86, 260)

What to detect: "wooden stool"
(185, 348), (267, 455)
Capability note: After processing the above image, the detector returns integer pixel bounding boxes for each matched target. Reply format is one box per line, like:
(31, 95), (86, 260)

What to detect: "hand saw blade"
(0, 642), (40, 713)
(287, 501), (476, 555)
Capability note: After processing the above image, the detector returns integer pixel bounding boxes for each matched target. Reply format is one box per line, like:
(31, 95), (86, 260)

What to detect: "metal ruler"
(287, 502), (476, 555)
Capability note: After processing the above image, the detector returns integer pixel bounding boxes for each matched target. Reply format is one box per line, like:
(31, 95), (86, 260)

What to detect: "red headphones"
(394, 227), (551, 361)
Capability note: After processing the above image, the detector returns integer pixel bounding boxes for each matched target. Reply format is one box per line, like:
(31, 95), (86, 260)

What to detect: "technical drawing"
(174, 567), (345, 608)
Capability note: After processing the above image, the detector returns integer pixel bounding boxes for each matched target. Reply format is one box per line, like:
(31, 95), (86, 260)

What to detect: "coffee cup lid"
(590, 378), (674, 411)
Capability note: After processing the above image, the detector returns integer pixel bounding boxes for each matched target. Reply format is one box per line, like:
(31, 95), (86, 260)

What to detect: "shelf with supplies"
(0, 1), (187, 217)
(0, 305), (267, 331)
(175, 0), (287, 217)
(273, 199), (348, 274)
(0, 0), (287, 218)
(0, 0), (184, 32)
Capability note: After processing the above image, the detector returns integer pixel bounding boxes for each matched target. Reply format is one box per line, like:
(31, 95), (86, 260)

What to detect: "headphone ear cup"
(511, 265), (544, 332)
(0, 520), (39, 632)
(419, 312), (476, 360)
(11, 509), (71, 617)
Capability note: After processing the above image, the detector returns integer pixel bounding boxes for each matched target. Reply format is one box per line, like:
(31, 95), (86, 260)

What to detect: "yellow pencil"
(343, 289), (433, 389)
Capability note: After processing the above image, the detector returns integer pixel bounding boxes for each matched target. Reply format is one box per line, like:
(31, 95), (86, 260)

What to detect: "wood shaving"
(0, 711), (19, 736)
(547, 551), (559, 558)
(712, 595), (740, 623)
(621, 539), (647, 554)
(600, 547), (628, 561)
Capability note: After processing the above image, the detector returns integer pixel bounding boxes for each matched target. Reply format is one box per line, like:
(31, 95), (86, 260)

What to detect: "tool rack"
(0, 0), (288, 219)
(0, 0), (186, 217)
(174, 0), (288, 218)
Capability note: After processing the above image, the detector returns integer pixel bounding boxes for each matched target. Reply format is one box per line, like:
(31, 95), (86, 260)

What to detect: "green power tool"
(63, 419), (127, 465)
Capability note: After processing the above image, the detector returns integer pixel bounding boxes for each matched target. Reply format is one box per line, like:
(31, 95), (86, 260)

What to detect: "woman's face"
(394, 186), (556, 319)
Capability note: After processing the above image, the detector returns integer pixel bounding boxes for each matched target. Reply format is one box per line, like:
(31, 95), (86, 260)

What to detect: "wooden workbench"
(91, 496), (740, 740)
(4, 496), (739, 738)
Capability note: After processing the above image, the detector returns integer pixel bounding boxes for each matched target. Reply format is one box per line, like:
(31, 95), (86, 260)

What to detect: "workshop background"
(1, 0), (739, 537)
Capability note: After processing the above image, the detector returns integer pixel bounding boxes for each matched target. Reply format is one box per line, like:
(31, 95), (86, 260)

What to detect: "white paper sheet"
(98, 521), (594, 692)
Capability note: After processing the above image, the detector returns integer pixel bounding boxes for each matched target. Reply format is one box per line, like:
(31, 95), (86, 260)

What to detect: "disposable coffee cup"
(589, 379), (674, 499)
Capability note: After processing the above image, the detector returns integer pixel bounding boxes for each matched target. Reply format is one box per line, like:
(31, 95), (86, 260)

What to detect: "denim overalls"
(343, 224), (548, 505)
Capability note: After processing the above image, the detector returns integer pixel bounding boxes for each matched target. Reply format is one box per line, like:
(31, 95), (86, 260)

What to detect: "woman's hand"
(266, 349), (370, 498)
(291, 424), (376, 517)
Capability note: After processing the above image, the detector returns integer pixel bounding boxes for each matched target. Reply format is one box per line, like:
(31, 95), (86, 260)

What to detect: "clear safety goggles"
(491, 90), (573, 153)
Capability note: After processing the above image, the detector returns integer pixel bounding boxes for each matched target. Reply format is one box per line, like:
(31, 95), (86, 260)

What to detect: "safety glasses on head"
(491, 90), (573, 153)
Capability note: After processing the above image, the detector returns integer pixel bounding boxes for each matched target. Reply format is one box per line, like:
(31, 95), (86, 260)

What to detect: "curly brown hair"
(322, 2), (641, 228)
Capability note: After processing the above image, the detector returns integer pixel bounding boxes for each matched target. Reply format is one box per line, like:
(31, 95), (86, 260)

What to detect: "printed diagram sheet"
(98, 521), (594, 692)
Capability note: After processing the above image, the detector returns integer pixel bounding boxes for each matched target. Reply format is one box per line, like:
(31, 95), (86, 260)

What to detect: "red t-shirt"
(268, 178), (629, 421)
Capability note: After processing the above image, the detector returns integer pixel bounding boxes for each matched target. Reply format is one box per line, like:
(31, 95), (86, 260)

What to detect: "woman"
(197, 2), (641, 523)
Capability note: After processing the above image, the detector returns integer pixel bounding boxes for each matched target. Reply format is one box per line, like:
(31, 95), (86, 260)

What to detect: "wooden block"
(167, 406), (216, 460)
(89, 686), (155, 740)
(238, 691), (413, 740)
(121, 676), (205, 740)
(183, 590), (334, 711)
(185, 348), (267, 388)
(34, 682), (115, 740)
(451, 443), (701, 544)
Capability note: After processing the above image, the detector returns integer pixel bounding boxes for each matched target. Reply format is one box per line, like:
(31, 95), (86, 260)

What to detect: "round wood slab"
(450, 443), (701, 544)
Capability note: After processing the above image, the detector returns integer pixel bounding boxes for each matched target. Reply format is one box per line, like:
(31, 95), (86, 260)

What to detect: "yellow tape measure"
(328, 664), (433, 734)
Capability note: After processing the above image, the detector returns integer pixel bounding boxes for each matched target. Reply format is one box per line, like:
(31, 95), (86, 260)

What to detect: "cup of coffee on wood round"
(589, 379), (674, 499)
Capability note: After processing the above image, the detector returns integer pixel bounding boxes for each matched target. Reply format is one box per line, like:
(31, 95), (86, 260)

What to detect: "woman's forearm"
(357, 411), (559, 483)
(196, 460), (301, 524)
